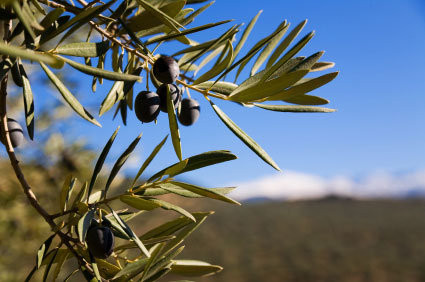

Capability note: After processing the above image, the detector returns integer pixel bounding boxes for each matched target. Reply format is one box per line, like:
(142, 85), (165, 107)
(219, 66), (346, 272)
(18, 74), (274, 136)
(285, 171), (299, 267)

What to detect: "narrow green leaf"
(311, 61), (335, 72)
(141, 243), (165, 281)
(88, 127), (119, 202)
(170, 260), (223, 276)
(132, 135), (168, 187)
(109, 207), (151, 258)
(59, 175), (76, 212)
(180, 25), (239, 67)
(0, 43), (62, 67)
(19, 60), (35, 140)
(195, 81), (238, 95)
(179, 1), (213, 26)
(39, 8), (64, 31)
(43, 248), (59, 282)
(251, 20), (288, 75)
(146, 20), (232, 45)
(144, 246), (183, 280)
(266, 19), (308, 68)
(112, 258), (149, 280)
(11, 1), (36, 39)
(120, 195), (161, 211)
(262, 31), (315, 82)
(150, 198), (196, 222)
(229, 69), (309, 102)
(167, 85), (182, 161)
(148, 150), (237, 182)
(104, 133), (142, 199)
(99, 80), (125, 116)
(37, 234), (55, 269)
(40, 62), (101, 126)
(254, 103), (335, 112)
(77, 209), (95, 242)
(193, 40), (233, 85)
(290, 51), (324, 72)
(282, 94), (330, 105)
(233, 10), (262, 62)
(141, 212), (213, 240)
(89, 253), (102, 281)
(155, 183), (236, 199)
(194, 45), (225, 75)
(54, 41), (110, 57)
(267, 71), (339, 101)
(160, 213), (209, 255)
(39, 0), (116, 45)
(169, 181), (240, 205)
(58, 56), (141, 81)
(216, 21), (288, 84)
(210, 101), (280, 170)
(62, 269), (79, 282)
(134, 0), (184, 33)
(52, 249), (70, 281)
(128, 0), (185, 32)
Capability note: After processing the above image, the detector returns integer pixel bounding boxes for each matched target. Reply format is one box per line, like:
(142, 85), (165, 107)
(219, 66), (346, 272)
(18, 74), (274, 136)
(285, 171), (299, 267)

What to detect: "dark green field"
(165, 198), (425, 282)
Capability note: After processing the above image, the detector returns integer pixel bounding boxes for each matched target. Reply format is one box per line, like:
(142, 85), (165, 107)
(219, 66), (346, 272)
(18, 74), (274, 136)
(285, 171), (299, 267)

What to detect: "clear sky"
(19, 0), (425, 196)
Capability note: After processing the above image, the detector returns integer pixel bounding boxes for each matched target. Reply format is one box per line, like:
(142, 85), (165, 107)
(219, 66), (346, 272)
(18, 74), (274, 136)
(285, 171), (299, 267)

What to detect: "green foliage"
(0, 0), (338, 280)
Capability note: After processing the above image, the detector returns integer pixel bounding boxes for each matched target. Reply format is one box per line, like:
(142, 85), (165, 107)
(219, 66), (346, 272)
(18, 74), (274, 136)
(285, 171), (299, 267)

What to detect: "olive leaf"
(209, 100), (280, 171)
(40, 62), (101, 127)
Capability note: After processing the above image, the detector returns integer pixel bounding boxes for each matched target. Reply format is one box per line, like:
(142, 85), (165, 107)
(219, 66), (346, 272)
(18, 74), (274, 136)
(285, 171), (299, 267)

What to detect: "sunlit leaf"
(133, 0), (184, 33)
(0, 43), (62, 67)
(232, 10), (262, 62)
(195, 81), (238, 95)
(210, 100), (280, 170)
(104, 133), (142, 198)
(310, 61), (335, 72)
(40, 62), (101, 127)
(254, 103), (335, 112)
(166, 85), (183, 161)
(148, 150), (237, 182)
(250, 20), (288, 76)
(77, 209), (95, 242)
(59, 175), (76, 212)
(193, 40), (233, 85)
(282, 94), (330, 105)
(58, 56), (141, 81)
(261, 31), (315, 82)
(88, 127), (119, 202)
(168, 181), (240, 205)
(132, 135), (168, 187)
(229, 69), (308, 102)
(54, 41), (110, 57)
(266, 19), (308, 68)
(267, 71), (339, 100)
(37, 234), (55, 269)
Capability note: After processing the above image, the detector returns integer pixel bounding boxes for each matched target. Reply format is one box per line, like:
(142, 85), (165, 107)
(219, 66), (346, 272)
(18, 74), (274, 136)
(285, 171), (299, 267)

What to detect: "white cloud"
(229, 168), (425, 201)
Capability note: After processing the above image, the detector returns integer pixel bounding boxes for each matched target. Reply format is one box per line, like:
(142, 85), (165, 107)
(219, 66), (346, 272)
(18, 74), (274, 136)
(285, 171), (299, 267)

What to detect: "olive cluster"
(134, 56), (200, 126)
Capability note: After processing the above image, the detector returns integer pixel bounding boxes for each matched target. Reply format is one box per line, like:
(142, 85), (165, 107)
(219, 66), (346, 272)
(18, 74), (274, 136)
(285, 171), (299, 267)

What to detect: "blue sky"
(12, 0), (425, 196)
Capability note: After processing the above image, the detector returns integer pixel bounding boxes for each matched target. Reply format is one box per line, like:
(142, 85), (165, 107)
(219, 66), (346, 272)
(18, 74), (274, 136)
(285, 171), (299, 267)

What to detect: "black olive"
(134, 91), (160, 123)
(178, 98), (200, 126)
(152, 56), (180, 84)
(86, 226), (115, 259)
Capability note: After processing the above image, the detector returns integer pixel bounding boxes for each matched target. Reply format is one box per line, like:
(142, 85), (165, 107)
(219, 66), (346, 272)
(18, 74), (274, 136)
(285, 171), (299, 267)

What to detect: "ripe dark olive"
(178, 98), (200, 126)
(86, 226), (115, 259)
(1, 118), (24, 148)
(152, 56), (180, 84)
(156, 84), (181, 113)
(134, 91), (160, 123)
